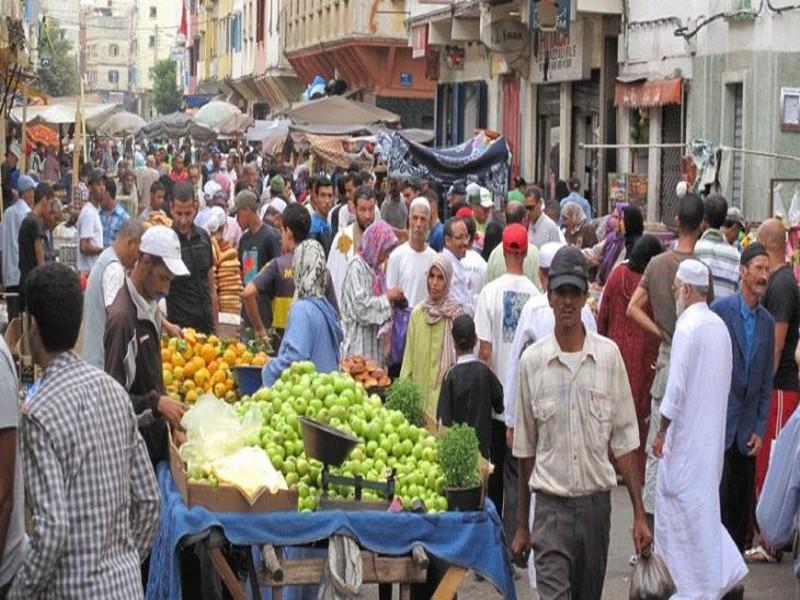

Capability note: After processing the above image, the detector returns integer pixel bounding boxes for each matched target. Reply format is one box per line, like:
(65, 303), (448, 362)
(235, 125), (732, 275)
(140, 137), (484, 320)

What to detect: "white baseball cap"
(268, 197), (287, 214)
(539, 241), (565, 269)
(140, 225), (190, 277)
(479, 187), (493, 208)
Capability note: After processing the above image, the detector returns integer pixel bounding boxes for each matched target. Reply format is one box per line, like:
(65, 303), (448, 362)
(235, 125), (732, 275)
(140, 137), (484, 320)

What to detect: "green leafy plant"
(36, 20), (79, 97)
(436, 424), (480, 489)
(385, 378), (424, 426)
(152, 59), (181, 115)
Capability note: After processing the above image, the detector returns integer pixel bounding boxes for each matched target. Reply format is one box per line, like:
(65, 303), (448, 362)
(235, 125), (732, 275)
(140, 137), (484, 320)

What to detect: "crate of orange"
(161, 328), (270, 404)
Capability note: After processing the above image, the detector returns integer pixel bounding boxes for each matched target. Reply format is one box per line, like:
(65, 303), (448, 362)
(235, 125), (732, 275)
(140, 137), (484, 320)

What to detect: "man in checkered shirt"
(8, 263), (160, 599)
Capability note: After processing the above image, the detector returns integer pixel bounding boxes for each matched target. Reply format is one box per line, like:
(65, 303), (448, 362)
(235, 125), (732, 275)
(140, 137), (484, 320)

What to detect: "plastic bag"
(209, 446), (287, 504)
(318, 535), (362, 600)
(629, 553), (676, 600)
(179, 394), (263, 474)
(390, 307), (411, 366)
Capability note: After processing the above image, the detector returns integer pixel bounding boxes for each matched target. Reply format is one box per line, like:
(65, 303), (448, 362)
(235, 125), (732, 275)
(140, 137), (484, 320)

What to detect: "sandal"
(744, 545), (778, 564)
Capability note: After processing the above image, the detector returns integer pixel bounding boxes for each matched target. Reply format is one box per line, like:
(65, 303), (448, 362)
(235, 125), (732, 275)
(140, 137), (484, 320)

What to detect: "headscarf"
(293, 239), (327, 299)
(294, 164), (310, 198)
(204, 207), (227, 235)
(561, 201), (586, 234)
(420, 255), (463, 384)
(357, 221), (398, 296)
(627, 234), (664, 274)
(481, 221), (503, 261)
(596, 203), (628, 285)
(213, 172), (231, 195)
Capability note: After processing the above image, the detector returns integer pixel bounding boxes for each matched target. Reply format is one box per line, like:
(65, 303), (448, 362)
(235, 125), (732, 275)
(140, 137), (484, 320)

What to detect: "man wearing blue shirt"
(559, 176), (592, 221)
(711, 242), (774, 558)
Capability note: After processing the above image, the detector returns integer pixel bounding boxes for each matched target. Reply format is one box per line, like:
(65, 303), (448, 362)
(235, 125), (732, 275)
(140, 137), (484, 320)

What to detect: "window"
(149, 35), (155, 48)
(149, 6), (157, 18)
(109, 43), (119, 57)
(108, 70), (119, 84)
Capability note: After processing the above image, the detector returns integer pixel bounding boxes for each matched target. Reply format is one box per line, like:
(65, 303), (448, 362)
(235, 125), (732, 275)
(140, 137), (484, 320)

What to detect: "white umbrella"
(97, 111), (146, 137)
(194, 100), (242, 129)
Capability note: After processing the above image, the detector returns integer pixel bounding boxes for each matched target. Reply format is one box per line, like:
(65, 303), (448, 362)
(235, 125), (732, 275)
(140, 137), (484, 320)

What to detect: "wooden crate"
(169, 435), (297, 513)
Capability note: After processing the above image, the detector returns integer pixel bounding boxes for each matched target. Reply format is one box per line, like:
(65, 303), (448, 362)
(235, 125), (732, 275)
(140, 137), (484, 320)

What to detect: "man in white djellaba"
(652, 258), (748, 599)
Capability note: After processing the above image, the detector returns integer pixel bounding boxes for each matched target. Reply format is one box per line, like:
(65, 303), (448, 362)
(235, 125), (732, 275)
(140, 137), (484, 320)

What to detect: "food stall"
(147, 358), (515, 600)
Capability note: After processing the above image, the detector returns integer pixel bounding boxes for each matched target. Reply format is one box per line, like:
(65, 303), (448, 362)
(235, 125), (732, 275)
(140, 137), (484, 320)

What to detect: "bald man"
(754, 219), (800, 514)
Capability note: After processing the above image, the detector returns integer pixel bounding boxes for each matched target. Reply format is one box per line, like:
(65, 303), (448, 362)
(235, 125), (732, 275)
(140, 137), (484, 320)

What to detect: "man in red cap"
(474, 223), (540, 536)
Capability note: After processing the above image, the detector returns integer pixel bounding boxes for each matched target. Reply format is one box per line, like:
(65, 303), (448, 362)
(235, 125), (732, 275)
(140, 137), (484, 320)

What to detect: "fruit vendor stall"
(146, 361), (516, 600)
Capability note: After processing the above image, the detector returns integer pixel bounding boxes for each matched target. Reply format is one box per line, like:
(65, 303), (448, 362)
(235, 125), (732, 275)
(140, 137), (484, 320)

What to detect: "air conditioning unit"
(727, 0), (756, 21)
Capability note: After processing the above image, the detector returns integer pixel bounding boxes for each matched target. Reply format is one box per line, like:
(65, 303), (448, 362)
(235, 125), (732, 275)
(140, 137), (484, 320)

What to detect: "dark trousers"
(502, 450), (518, 541)
(720, 444), (756, 552)
(488, 419), (506, 517)
(5, 286), (20, 321)
(533, 491), (611, 600)
(0, 576), (13, 599)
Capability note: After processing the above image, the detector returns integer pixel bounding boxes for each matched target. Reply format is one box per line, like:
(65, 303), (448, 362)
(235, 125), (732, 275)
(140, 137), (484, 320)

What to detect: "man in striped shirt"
(9, 263), (160, 599)
(694, 193), (741, 298)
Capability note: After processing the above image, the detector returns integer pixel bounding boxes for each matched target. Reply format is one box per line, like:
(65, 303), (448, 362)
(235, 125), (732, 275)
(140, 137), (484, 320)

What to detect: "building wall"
(134, 0), (181, 93)
(84, 14), (134, 94)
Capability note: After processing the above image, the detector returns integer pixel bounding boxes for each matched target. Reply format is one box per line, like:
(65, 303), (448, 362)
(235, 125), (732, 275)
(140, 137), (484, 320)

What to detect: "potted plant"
(436, 424), (482, 511)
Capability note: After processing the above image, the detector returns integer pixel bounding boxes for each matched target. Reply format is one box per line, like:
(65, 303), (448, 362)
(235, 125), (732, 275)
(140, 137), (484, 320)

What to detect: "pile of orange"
(161, 328), (269, 404)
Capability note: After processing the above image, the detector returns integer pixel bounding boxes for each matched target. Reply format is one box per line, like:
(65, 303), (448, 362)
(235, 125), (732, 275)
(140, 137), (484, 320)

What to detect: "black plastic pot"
(444, 485), (483, 512)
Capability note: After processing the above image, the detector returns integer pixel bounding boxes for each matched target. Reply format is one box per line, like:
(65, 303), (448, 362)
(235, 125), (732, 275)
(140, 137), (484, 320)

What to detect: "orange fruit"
(194, 368), (210, 387)
(213, 382), (227, 398)
(183, 328), (198, 345)
(240, 351), (254, 365)
(185, 389), (198, 403)
(184, 360), (198, 379)
(182, 379), (196, 394)
(234, 342), (246, 357)
(162, 347), (173, 363)
(222, 349), (237, 367)
(200, 343), (217, 364)
(208, 335), (219, 346)
(235, 358), (244, 367)
(172, 353), (186, 368)
(207, 360), (219, 375)
(251, 352), (267, 367)
(180, 343), (194, 361)
(212, 370), (227, 385)
(163, 369), (174, 386)
(173, 366), (185, 381)
(225, 379), (235, 392)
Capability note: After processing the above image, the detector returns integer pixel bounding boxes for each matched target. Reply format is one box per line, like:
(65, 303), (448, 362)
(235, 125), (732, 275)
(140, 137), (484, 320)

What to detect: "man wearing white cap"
(1, 175), (35, 319)
(104, 225), (189, 465)
(652, 258), (748, 598)
(502, 240), (597, 590)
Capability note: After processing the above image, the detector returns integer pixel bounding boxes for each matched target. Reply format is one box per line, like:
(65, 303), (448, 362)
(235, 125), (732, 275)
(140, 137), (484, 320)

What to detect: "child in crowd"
(437, 314), (504, 459)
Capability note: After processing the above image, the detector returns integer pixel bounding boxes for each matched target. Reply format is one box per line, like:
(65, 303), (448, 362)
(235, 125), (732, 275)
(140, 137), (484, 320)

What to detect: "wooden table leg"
(208, 546), (247, 600)
(431, 566), (468, 600)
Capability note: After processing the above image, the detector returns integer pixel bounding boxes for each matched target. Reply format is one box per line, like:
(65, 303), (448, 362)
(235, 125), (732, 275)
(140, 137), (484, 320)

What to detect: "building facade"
(408, 0), (621, 209)
(83, 3), (137, 110)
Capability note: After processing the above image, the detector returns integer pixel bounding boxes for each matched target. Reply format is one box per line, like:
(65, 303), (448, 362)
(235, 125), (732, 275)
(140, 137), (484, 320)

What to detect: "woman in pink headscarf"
(400, 255), (464, 417)
(340, 221), (404, 366)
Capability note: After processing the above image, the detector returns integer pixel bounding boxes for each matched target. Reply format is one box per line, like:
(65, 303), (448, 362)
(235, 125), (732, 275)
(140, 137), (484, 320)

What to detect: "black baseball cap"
(548, 246), (589, 292)
(449, 182), (466, 196)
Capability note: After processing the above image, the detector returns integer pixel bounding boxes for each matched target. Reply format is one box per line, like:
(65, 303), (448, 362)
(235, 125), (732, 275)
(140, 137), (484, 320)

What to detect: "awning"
(614, 78), (683, 109)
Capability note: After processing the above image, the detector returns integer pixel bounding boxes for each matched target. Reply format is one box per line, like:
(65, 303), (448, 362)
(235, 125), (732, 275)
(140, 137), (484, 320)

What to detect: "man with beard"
(710, 244), (774, 594)
(386, 197), (438, 308)
(652, 259), (748, 598)
(327, 185), (377, 307)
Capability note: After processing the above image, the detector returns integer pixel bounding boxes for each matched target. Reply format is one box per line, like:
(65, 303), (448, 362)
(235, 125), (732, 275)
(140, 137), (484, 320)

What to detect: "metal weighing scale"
(299, 416), (396, 510)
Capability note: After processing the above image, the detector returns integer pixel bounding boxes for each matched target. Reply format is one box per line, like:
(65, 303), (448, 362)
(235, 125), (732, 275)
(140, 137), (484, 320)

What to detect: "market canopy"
(245, 119), (291, 155)
(24, 123), (60, 148)
(9, 101), (120, 131)
(96, 111), (146, 137)
(216, 112), (254, 138)
(194, 100), (243, 129)
(282, 96), (400, 135)
(137, 112), (216, 142)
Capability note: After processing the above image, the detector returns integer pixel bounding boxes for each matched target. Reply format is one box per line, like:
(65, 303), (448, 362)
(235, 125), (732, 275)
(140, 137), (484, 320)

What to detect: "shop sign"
(412, 24), (428, 59)
(482, 19), (529, 54)
(399, 72), (413, 87)
(530, 20), (589, 84)
(530, 0), (571, 32)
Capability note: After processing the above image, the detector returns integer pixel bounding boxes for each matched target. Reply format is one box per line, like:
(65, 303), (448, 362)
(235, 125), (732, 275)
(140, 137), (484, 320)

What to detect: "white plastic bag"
(179, 394), (263, 474)
(629, 553), (676, 600)
(210, 446), (287, 504)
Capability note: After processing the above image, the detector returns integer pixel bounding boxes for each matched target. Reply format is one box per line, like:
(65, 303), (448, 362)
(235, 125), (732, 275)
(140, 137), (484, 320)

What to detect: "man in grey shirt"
(525, 186), (561, 249)
(0, 336), (28, 596)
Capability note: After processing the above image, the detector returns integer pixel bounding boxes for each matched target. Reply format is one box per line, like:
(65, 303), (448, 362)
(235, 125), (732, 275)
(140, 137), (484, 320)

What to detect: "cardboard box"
(169, 435), (298, 513)
(217, 312), (241, 340)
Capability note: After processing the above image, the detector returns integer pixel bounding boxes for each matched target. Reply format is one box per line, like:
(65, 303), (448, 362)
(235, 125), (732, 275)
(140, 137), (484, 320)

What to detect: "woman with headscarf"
(262, 239), (343, 387)
(597, 234), (664, 478)
(400, 255), (464, 417)
(340, 221), (403, 366)
(592, 204), (646, 285)
(562, 201), (598, 249)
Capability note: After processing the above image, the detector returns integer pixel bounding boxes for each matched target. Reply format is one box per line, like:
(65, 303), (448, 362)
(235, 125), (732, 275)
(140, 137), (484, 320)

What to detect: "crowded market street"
(1, 0), (800, 599)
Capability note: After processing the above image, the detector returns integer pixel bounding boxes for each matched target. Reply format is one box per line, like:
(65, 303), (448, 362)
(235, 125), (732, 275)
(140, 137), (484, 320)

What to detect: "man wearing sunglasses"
(525, 185), (561, 249)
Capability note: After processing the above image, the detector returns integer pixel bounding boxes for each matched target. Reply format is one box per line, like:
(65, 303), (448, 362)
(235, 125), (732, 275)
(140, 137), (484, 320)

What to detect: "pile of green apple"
(234, 361), (448, 513)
